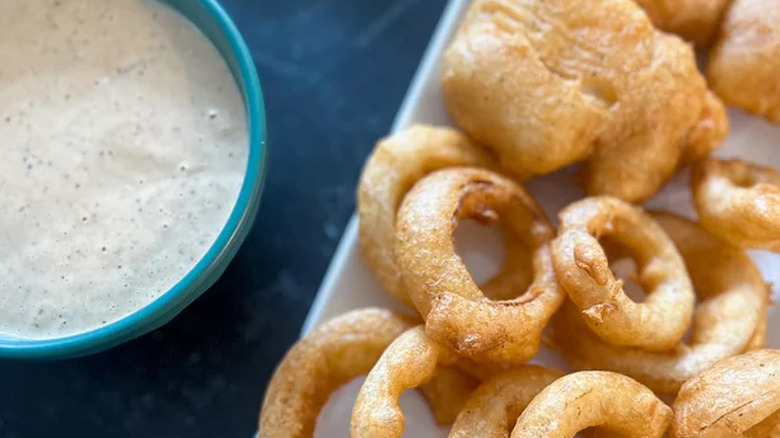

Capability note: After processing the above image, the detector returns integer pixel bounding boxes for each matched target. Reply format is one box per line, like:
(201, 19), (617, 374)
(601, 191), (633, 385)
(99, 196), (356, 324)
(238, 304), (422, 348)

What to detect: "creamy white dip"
(0, 0), (248, 338)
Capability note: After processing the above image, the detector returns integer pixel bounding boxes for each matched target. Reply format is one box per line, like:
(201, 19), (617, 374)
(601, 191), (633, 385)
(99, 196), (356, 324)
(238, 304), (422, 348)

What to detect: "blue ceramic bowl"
(0, 0), (266, 359)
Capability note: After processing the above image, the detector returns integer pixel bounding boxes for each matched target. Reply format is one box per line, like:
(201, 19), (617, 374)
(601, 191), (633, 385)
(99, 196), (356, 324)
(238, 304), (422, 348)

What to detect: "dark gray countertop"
(0, 0), (447, 436)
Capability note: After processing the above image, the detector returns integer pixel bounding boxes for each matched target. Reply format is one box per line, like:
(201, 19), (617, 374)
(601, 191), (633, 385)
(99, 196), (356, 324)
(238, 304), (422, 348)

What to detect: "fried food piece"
(670, 349), (780, 437)
(746, 305), (769, 351)
(358, 124), (529, 308)
(441, 0), (607, 179)
(693, 158), (780, 251)
(449, 367), (564, 438)
(554, 213), (769, 395)
(351, 327), (462, 438)
(709, 0), (780, 124)
(442, 0), (723, 201)
(511, 371), (672, 437)
(551, 197), (694, 351)
(680, 91), (731, 165)
(419, 366), (480, 425)
(258, 308), (477, 437)
(395, 168), (563, 364)
(635, 0), (732, 45)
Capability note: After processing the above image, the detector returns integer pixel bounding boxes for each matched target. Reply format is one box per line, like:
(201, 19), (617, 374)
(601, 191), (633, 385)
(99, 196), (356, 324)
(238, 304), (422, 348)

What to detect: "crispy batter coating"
(358, 125), (526, 308)
(693, 158), (780, 251)
(709, 0), (780, 124)
(670, 350), (780, 437)
(419, 366), (480, 425)
(554, 213), (769, 395)
(680, 91), (731, 165)
(442, 0), (724, 201)
(510, 371), (672, 437)
(395, 168), (563, 364)
(551, 197), (695, 351)
(635, 0), (732, 45)
(449, 367), (564, 438)
(258, 308), (476, 437)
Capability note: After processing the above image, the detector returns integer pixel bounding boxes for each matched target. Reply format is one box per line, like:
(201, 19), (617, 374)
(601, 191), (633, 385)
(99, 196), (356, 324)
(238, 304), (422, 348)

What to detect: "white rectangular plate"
(301, 0), (780, 436)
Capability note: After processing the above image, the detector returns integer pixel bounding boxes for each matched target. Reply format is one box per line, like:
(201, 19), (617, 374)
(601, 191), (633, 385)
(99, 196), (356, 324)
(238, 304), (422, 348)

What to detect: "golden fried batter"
(442, 0), (725, 202)
(635, 0), (732, 45)
(709, 0), (780, 124)
(680, 91), (730, 164)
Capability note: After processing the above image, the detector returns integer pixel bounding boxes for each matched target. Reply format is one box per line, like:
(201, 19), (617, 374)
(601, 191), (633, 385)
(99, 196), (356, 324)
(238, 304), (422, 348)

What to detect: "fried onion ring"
(680, 91), (730, 165)
(553, 213), (769, 394)
(351, 326), (461, 438)
(259, 308), (476, 437)
(511, 371), (672, 437)
(692, 158), (780, 252)
(358, 124), (525, 308)
(670, 349), (780, 438)
(635, 0), (731, 45)
(551, 197), (694, 351)
(449, 366), (564, 438)
(395, 167), (563, 364)
(708, 0), (780, 124)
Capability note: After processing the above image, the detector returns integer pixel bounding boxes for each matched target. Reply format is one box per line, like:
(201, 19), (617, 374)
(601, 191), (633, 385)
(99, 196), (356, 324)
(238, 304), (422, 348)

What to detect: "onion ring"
(259, 308), (477, 437)
(634, 0), (731, 45)
(670, 349), (780, 438)
(449, 366), (563, 438)
(553, 213), (769, 394)
(351, 326), (461, 438)
(511, 371), (672, 437)
(551, 197), (694, 351)
(692, 158), (780, 252)
(358, 124), (527, 308)
(708, 0), (780, 124)
(395, 167), (563, 364)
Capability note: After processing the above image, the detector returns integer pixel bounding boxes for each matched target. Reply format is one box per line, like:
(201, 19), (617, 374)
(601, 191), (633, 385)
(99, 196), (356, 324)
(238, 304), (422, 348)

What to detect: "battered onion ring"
(358, 124), (529, 308)
(449, 366), (563, 438)
(635, 0), (731, 45)
(746, 306), (769, 352)
(511, 371), (672, 437)
(258, 308), (477, 437)
(395, 167), (563, 364)
(554, 213), (769, 395)
(351, 327), (461, 438)
(551, 196), (694, 351)
(692, 158), (780, 252)
(670, 349), (780, 438)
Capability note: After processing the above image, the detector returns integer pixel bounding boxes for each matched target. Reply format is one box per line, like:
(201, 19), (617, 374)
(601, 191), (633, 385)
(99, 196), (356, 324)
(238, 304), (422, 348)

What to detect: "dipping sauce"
(0, 0), (248, 338)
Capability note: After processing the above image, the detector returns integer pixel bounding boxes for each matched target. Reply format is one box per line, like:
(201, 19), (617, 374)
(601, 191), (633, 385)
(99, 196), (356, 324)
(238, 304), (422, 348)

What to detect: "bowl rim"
(0, 0), (267, 359)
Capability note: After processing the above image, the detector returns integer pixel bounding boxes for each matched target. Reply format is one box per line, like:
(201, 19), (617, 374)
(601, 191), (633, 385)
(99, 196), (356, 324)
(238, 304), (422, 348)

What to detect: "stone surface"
(0, 0), (447, 436)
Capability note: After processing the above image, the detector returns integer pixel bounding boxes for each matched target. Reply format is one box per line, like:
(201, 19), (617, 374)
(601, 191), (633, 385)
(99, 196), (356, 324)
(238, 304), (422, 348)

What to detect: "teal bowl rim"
(0, 0), (267, 359)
